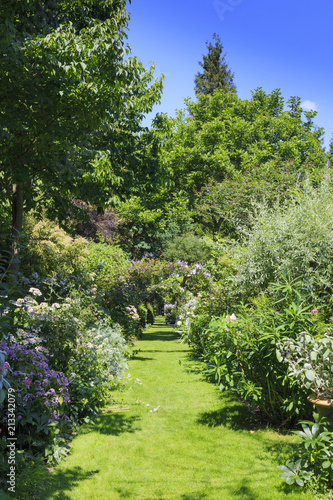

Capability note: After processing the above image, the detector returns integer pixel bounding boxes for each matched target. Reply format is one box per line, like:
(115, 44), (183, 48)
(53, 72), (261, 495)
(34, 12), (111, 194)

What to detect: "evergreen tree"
(194, 33), (236, 96)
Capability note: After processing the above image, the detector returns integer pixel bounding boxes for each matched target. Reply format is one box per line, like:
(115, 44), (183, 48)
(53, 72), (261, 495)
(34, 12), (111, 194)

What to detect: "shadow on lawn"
(197, 394), (264, 431)
(228, 478), (261, 499)
(130, 355), (156, 361)
(92, 412), (141, 436)
(142, 330), (180, 342)
(180, 493), (210, 499)
(45, 466), (99, 499)
(114, 490), (210, 500)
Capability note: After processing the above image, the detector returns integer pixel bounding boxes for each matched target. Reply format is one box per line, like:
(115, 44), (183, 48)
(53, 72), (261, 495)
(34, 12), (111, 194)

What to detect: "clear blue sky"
(126, 0), (332, 150)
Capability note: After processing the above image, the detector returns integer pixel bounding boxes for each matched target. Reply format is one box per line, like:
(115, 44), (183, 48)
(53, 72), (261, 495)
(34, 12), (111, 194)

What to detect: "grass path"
(46, 318), (313, 499)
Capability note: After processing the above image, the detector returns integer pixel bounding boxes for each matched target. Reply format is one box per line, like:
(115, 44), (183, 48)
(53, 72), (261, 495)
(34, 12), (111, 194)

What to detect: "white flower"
(29, 287), (42, 296)
(230, 314), (237, 322)
(176, 321), (182, 327)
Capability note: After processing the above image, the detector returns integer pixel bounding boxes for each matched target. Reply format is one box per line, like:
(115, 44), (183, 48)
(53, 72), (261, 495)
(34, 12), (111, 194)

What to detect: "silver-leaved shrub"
(234, 175), (333, 300)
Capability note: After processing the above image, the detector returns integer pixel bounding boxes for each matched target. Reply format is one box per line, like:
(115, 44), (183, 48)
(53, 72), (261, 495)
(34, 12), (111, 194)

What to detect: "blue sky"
(126, 0), (332, 150)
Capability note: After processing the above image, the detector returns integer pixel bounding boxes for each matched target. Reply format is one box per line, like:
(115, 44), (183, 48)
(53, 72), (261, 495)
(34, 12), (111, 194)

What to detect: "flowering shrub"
(164, 303), (176, 324)
(102, 258), (175, 336)
(63, 323), (130, 423)
(86, 323), (130, 380)
(175, 294), (198, 338)
(0, 349), (10, 404)
(5, 295), (82, 373)
(0, 342), (71, 452)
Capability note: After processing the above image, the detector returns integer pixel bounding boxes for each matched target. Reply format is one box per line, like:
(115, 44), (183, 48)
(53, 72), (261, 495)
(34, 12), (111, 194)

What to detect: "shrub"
(278, 414), (333, 493)
(163, 232), (212, 264)
(164, 303), (177, 324)
(22, 215), (88, 278)
(234, 175), (333, 303)
(0, 342), (71, 456)
(199, 294), (321, 426)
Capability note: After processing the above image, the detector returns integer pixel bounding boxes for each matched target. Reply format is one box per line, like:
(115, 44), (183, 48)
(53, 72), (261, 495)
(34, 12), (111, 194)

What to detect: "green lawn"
(45, 318), (314, 499)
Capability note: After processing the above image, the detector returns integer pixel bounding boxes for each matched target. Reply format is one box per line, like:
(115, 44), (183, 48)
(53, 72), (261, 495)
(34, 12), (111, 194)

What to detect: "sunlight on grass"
(45, 319), (314, 499)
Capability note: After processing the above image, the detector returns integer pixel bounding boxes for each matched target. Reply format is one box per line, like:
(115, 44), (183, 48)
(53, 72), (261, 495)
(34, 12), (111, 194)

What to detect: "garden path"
(46, 318), (313, 500)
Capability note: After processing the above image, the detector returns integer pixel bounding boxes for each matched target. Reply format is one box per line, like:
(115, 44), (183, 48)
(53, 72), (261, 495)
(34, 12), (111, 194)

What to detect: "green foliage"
(80, 240), (129, 287)
(0, 0), (164, 271)
(0, 235), (25, 341)
(194, 33), (236, 96)
(114, 194), (194, 259)
(163, 232), (212, 264)
(99, 258), (174, 336)
(21, 215), (89, 278)
(235, 175), (333, 300)
(194, 167), (298, 239)
(66, 322), (129, 423)
(160, 88), (326, 202)
(193, 292), (320, 425)
(1, 451), (52, 499)
(278, 332), (333, 399)
(278, 414), (333, 493)
(328, 135), (333, 168)
(277, 459), (311, 487)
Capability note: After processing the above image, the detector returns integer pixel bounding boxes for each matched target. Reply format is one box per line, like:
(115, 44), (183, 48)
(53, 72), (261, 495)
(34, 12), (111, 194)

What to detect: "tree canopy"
(160, 88), (327, 198)
(0, 0), (163, 269)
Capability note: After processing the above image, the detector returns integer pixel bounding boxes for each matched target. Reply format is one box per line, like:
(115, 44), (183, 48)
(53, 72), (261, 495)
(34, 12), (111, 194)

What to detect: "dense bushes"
(177, 176), (333, 433)
(0, 240), (132, 496)
(235, 177), (333, 302)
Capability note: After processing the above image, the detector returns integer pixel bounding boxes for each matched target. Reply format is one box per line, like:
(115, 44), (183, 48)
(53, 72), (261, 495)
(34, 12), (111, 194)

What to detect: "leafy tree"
(194, 33), (236, 96)
(194, 167), (299, 240)
(0, 0), (163, 274)
(114, 194), (193, 259)
(160, 88), (327, 200)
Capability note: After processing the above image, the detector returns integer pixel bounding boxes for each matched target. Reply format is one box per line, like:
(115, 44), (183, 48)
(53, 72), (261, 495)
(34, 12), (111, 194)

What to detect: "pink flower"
(24, 378), (32, 387)
(3, 362), (8, 369)
(311, 309), (318, 315)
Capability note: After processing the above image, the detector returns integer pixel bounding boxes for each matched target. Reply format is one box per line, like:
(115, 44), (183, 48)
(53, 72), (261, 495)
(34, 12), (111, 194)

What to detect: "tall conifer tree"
(194, 33), (236, 96)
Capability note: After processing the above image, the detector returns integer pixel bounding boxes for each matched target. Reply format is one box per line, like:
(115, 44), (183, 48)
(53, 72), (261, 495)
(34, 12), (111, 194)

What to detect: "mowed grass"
(45, 318), (313, 500)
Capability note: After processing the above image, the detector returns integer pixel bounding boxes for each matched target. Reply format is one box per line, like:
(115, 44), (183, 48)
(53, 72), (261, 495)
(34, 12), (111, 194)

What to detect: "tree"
(114, 194), (193, 259)
(0, 0), (163, 274)
(194, 167), (299, 240)
(160, 88), (327, 198)
(194, 33), (236, 96)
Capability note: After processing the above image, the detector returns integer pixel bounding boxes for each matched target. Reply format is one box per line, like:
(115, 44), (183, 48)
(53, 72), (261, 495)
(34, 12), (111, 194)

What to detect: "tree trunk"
(9, 183), (24, 279)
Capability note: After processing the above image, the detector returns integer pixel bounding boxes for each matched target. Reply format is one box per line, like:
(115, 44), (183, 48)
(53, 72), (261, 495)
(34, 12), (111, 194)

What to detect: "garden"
(1, 1), (333, 498)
